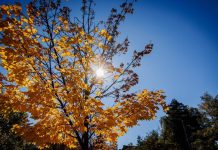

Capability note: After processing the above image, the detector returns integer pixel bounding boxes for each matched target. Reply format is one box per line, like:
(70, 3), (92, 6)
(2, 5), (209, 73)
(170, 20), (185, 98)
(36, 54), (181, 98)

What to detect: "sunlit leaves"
(0, 1), (167, 149)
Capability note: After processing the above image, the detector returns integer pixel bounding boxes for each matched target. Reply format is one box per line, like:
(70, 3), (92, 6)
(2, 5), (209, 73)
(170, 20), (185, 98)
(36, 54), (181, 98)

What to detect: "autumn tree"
(0, 0), (167, 149)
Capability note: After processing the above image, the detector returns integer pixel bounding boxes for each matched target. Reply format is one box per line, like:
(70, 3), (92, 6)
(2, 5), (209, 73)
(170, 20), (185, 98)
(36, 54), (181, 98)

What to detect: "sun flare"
(96, 68), (105, 77)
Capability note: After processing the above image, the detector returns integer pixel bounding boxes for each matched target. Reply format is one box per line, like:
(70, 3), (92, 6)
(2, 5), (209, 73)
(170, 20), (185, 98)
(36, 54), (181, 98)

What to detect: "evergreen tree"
(123, 94), (218, 150)
(135, 130), (160, 150)
(0, 110), (37, 150)
(192, 93), (218, 150)
(160, 100), (203, 150)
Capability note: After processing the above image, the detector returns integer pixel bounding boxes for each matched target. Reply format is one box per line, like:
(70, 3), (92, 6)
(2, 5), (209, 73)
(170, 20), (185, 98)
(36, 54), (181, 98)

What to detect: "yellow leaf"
(99, 29), (107, 36)
(114, 75), (119, 80)
(42, 37), (49, 42)
(61, 51), (71, 57)
(93, 27), (98, 33)
(98, 42), (103, 48)
(32, 28), (37, 34)
(107, 36), (113, 41)
(26, 28), (31, 33)
(96, 91), (101, 96)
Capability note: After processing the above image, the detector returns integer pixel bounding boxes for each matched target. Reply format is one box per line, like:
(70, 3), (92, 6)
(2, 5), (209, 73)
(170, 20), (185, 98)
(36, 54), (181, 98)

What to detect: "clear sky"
(1, 0), (218, 149)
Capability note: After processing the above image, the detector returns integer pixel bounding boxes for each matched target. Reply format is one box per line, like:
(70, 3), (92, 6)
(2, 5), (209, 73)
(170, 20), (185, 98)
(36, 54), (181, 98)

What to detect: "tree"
(0, 110), (24, 149)
(0, 104), (37, 149)
(192, 93), (218, 150)
(0, 0), (167, 149)
(124, 95), (218, 150)
(160, 100), (205, 150)
(135, 130), (161, 150)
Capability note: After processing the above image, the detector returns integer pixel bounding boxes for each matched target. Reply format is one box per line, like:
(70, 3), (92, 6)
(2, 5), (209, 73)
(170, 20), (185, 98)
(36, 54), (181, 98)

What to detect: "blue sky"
(1, 0), (218, 149)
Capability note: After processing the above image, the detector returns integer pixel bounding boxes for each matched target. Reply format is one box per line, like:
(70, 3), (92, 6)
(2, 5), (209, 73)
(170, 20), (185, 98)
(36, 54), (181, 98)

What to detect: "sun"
(96, 68), (105, 77)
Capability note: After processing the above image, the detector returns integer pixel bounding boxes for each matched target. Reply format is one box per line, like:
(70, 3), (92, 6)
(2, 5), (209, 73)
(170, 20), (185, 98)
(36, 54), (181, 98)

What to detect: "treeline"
(122, 93), (218, 150)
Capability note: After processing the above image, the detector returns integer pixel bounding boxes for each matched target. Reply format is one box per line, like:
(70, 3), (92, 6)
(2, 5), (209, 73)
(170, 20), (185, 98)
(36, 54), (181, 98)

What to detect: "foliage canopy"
(0, 0), (167, 149)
